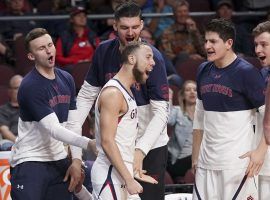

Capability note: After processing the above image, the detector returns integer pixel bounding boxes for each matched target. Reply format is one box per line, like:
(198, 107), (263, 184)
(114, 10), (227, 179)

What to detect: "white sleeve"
(74, 185), (92, 200)
(65, 110), (83, 160)
(76, 81), (101, 126)
(39, 113), (90, 149)
(193, 98), (204, 130)
(136, 100), (169, 155)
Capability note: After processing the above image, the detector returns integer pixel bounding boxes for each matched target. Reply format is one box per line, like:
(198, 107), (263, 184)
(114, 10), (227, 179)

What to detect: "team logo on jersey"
(200, 84), (232, 97)
(214, 74), (221, 79)
(130, 109), (137, 119)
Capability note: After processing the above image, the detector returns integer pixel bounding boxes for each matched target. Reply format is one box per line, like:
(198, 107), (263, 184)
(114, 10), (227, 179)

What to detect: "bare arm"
(0, 125), (16, 142)
(192, 129), (203, 174)
(99, 87), (142, 195)
(191, 98), (205, 173)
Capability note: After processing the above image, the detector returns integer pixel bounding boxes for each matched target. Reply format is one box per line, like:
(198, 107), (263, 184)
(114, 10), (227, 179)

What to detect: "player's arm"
(191, 98), (204, 174)
(0, 125), (16, 142)
(240, 105), (268, 177)
(264, 81), (270, 144)
(39, 113), (94, 150)
(76, 81), (101, 128)
(74, 169), (92, 200)
(134, 99), (168, 177)
(192, 129), (203, 174)
(239, 67), (268, 177)
(99, 87), (142, 195)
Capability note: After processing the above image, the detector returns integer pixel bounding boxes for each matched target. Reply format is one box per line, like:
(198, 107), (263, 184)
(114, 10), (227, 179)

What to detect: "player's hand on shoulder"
(125, 178), (143, 195)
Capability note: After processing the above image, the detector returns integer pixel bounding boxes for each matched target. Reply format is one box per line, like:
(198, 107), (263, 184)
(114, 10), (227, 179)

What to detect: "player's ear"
(128, 55), (136, 65)
(113, 20), (117, 31)
(226, 38), (234, 49)
(27, 52), (35, 61)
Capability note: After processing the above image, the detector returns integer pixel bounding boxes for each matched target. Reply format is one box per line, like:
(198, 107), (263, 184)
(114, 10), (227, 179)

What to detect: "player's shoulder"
(235, 57), (260, 74)
(197, 61), (212, 75)
(99, 85), (123, 104)
(235, 57), (255, 69)
(97, 38), (118, 51)
(55, 67), (73, 81)
(20, 68), (40, 90)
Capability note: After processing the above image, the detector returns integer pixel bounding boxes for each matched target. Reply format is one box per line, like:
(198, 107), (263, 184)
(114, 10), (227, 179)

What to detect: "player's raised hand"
(125, 178), (143, 195)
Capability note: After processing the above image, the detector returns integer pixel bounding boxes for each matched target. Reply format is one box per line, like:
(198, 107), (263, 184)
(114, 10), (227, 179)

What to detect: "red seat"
(0, 64), (15, 86)
(189, 0), (211, 11)
(14, 36), (34, 75)
(174, 169), (195, 184)
(0, 86), (9, 106)
(71, 61), (91, 93)
(164, 170), (174, 185)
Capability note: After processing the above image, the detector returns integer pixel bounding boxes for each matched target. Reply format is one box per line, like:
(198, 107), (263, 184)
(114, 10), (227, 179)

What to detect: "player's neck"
(214, 52), (237, 68)
(35, 65), (55, 80)
(114, 69), (134, 93)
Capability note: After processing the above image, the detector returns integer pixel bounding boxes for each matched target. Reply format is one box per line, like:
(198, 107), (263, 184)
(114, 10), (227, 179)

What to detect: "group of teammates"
(7, 1), (270, 200)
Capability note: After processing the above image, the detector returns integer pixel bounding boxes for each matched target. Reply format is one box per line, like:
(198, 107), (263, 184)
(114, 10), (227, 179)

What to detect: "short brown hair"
(173, 0), (189, 13)
(120, 41), (149, 64)
(252, 21), (270, 37)
(25, 28), (48, 52)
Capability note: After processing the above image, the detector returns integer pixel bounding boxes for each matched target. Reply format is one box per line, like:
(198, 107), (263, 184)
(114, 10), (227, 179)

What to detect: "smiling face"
(27, 34), (56, 69)
(132, 45), (155, 84)
(174, 5), (189, 24)
(204, 31), (233, 63)
(183, 81), (197, 105)
(113, 16), (143, 47)
(254, 32), (270, 67)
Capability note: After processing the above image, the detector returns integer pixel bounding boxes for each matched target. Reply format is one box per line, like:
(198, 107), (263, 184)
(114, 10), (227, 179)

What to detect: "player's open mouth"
(207, 51), (215, 56)
(126, 38), (134, 42)
(259, 56), (266, 61)
(48, 56), (53, 62)
(145, 69), (152, 76)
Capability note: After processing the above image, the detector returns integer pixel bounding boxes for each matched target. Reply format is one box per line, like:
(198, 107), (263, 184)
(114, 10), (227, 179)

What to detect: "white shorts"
(91, 156), (140, 200)
(193, 168), (258, 200)
(259, 175), (270, 200)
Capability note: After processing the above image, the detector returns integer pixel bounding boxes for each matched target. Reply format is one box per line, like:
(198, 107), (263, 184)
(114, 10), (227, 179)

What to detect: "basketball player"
(253, 20), (270, 200)
(91, 41), (158, 199)
(9, 28), (95, 200)
(74, 2), (169, 199)
(192, 19), (268, 199)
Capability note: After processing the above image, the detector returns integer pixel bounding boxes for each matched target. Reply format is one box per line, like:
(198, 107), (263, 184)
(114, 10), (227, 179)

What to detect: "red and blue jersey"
(196, 57), (265, 170)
